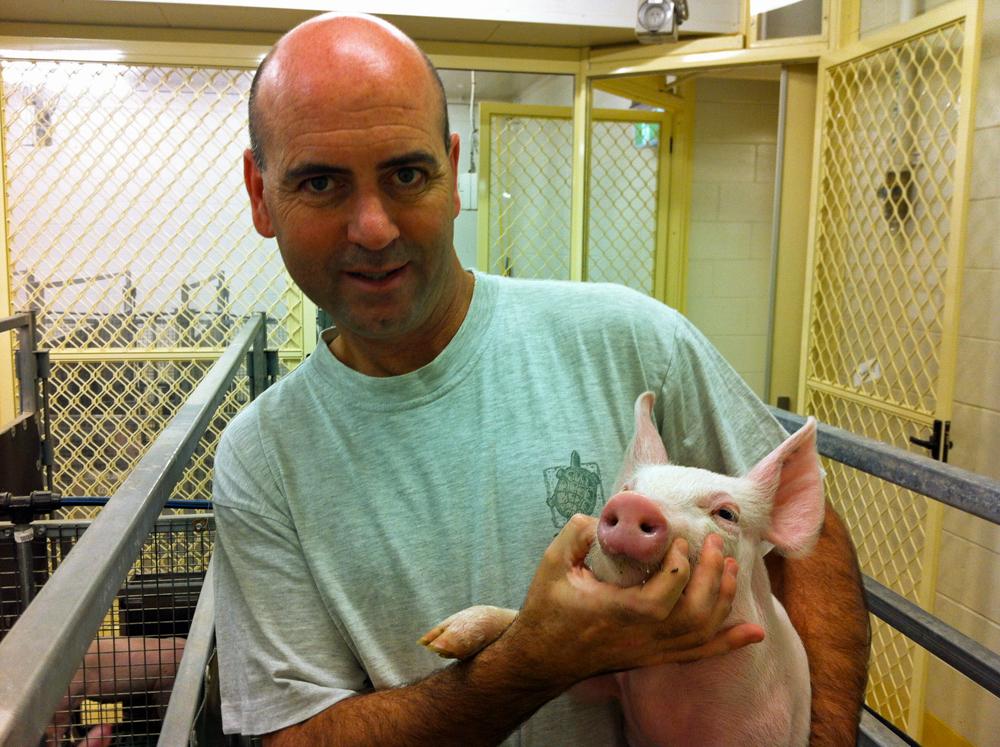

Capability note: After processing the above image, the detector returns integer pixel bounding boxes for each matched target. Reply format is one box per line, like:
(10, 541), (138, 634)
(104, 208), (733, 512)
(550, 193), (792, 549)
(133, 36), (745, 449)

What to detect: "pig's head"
(585, 392), (824, 587)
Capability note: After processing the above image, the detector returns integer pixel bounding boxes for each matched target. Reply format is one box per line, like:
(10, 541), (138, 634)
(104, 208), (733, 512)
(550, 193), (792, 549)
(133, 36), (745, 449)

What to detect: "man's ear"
(243, 148), (276, 238)
(448, 132), (461, 218)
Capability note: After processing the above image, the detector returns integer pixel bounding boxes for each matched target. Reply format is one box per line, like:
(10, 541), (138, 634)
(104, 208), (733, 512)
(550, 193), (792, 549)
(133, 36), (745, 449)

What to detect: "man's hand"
(263, 514), (765, 747)
(503, 514), (765, 688)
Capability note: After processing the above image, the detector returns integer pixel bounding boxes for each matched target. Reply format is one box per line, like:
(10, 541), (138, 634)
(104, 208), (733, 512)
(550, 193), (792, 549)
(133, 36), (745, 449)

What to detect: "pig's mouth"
(585, 543), (663, 588)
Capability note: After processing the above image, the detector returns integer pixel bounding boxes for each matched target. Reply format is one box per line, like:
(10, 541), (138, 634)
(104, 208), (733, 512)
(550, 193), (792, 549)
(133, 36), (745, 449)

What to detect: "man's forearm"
(264, 630), (566, 747)
(767, 503), (871, 746)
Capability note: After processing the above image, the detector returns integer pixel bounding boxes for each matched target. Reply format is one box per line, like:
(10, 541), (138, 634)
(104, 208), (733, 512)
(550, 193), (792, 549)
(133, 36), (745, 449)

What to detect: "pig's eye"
(714, 507), (739, 523)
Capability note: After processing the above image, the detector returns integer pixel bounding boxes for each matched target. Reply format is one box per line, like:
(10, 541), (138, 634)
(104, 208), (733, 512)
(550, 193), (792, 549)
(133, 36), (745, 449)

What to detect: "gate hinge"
(909, 419), (952, 462)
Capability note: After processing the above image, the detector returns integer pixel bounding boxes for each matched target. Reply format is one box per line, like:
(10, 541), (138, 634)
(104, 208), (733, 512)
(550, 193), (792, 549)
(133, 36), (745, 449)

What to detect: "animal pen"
(0, 2), (994, 743)
(0, 307), (998, 745)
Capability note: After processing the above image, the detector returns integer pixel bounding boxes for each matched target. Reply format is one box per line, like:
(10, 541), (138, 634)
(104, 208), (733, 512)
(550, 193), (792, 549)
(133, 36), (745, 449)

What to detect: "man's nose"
(346, 192), (400, 250)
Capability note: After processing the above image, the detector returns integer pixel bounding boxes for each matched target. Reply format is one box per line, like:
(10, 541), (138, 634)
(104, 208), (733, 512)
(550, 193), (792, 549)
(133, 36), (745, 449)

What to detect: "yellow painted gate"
(478, 102), (672, 296)
(800, 2), (982, 736)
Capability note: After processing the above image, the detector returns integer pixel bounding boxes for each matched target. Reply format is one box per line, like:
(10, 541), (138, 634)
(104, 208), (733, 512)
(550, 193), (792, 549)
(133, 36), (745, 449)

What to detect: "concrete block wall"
(686, 77), (780, 397)
(921, 4), (1000, 745)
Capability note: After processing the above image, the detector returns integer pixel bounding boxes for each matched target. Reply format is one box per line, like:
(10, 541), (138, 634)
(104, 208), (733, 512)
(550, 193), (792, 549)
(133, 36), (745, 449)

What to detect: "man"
(213, 12), (870, 746)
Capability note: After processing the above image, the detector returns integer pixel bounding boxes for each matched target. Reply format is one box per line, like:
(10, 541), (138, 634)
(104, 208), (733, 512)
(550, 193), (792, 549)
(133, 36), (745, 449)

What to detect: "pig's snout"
(597, 492), (669, 566)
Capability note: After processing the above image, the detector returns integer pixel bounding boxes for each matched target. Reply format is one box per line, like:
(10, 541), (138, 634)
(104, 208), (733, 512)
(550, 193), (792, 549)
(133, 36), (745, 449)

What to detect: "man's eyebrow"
(281, 162), (348, 184)
(377, 150), (440, 170)
(280, 151), (441, 185)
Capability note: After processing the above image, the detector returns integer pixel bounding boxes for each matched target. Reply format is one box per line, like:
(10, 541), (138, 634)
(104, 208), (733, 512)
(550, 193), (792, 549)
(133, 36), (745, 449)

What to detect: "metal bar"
(249, 311), (266, 400)
(158, 559), (216, 747)
(14, 526), (35, 611)
(0, 513), (215, 535)
(0, 315), (262, 747)
(15, 310), (38, 415)
(857, 708), (911, 747)
(0, 312), (30, 334)
(864, 575), (1000, 699)
(57, 497), (214, 510)
(769, 407), (1000, 525)
(762, 66), (788, 404)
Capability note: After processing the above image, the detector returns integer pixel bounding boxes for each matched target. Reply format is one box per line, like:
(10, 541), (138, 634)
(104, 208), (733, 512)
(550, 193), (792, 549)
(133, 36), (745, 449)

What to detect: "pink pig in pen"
(421, 391), (824, 747)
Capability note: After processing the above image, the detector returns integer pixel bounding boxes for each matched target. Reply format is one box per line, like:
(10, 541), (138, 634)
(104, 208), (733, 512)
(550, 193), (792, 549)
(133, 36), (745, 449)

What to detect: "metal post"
(14, 524), (35, 612)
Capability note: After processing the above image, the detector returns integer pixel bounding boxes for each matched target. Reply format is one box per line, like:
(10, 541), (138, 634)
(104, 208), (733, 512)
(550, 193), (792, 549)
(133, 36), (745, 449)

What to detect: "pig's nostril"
(640, 522), (654, 534)
(607, 516), (619, 527)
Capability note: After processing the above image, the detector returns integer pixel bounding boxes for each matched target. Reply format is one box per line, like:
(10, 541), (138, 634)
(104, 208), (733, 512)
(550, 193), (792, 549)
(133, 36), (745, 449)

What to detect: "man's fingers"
(681, 534), (725, 609)
(663, 623), (766, 664)
(547, 514), (597, 567)
(635, 537), (691, 615)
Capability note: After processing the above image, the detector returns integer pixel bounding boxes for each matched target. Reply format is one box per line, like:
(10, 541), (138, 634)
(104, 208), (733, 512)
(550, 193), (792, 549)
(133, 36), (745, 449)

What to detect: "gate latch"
(909, 419), (952, 462)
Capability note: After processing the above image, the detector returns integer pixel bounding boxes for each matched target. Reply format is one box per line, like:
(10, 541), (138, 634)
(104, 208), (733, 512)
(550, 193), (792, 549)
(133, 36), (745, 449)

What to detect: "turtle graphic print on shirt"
(543, 451), (604, 529)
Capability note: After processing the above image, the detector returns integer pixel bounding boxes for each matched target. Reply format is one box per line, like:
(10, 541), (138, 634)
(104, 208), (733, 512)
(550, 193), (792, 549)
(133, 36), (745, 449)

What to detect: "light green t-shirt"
(212, 272), (786, 742)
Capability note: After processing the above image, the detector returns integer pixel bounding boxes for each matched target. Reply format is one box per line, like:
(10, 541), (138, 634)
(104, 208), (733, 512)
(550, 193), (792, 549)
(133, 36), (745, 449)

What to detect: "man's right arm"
(264, 516), (764, 746)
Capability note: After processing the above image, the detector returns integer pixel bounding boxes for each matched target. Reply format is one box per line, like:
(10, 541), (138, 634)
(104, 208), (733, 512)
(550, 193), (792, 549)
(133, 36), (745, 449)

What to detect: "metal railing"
(771, 408), (1000, 746)
(0, 313), (267, 746)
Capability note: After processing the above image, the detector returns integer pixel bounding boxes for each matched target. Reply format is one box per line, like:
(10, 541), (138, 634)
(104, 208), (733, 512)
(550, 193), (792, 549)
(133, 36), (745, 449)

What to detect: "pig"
(44, 636), (185, 747)
(419, 391), (824, 747)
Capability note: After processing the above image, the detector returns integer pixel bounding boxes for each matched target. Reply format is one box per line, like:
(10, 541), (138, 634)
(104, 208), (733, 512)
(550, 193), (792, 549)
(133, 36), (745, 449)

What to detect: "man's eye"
(305, 176), (332, 192)
(393, 167), (424, 187)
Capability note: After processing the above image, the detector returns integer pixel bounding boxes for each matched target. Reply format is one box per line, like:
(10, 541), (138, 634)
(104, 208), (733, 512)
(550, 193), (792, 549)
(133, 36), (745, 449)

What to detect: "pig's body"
(421, 392), (823, 747)
(599, 550), (810, 747)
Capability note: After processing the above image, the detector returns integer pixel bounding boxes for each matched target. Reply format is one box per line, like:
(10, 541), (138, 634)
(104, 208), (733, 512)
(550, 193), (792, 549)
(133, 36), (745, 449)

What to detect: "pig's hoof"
(418, 605), (517, 659)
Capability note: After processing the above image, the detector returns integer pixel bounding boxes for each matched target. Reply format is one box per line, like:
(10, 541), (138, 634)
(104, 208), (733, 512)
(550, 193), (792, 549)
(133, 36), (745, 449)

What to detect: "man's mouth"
(347, 265), (406, 283)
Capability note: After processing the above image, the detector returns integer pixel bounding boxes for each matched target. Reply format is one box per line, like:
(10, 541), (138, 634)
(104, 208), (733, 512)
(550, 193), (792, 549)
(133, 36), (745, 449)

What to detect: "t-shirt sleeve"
(212, 416), (368, 736)
(654, 311), (788, 476)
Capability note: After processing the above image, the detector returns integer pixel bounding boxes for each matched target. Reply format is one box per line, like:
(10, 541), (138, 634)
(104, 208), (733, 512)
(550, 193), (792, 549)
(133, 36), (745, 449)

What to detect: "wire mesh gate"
(802, 5), (981, 736)
(479, 103), (671, 296)
(0, 58), (307, 518)
(0, 514), (211, 743)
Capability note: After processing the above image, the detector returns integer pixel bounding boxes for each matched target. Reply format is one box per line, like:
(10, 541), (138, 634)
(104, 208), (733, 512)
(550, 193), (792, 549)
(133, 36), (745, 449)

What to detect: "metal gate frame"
(798, 0), (984, 736)
(477, 101), (674, 303)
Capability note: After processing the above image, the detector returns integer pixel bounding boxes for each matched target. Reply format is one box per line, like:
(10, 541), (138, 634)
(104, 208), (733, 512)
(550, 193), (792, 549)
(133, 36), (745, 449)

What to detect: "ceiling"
(0, 0), (642, 48)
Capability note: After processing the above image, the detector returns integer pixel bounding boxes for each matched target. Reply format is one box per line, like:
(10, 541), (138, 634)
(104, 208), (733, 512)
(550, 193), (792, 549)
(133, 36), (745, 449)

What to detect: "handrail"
(0, 312), (33, 334)
(864, 575), (1000, 698)
(158, 559), (217, 746)
(770, 407), (1000, 738)
(858, 708), (910, 746)
(769, 408), (1000, 525)
(0, 313), (265, 747)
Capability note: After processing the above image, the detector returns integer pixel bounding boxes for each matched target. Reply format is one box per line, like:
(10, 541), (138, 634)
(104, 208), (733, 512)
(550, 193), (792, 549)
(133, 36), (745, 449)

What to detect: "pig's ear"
(747, 417), (824, 557)
(613, 391), (670, 491)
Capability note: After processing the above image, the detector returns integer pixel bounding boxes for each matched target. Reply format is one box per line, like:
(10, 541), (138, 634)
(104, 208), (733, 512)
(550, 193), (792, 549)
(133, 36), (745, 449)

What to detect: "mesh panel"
(1, 59), (303, 513)
(488, 113), (573, 279)
(587, 120), (660, 293)
(0, 515), (212, 743)
(808, 389), (931, 727)
(806, 21), (966, 730)
(2, 61), (296, 352)
(809, 24), (963, 415)
(486, 110), (665, 289)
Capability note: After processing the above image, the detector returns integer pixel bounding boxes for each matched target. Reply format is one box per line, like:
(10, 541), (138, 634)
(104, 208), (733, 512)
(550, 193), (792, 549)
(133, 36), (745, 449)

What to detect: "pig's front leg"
(419, 605), (517, 659)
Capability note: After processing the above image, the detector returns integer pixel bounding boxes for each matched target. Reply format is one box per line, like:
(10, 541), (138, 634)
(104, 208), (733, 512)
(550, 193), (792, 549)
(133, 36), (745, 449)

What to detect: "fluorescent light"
(0, 48), (125, 63)
(750, 0), (805, 15)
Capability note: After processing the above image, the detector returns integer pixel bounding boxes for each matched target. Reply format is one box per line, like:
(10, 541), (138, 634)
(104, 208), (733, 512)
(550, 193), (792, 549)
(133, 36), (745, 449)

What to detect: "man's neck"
(329, 270), (476, 377)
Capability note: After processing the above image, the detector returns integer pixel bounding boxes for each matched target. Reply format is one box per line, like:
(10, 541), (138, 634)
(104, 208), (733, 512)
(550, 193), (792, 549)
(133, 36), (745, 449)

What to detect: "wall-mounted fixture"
(636, 0), (689, 43)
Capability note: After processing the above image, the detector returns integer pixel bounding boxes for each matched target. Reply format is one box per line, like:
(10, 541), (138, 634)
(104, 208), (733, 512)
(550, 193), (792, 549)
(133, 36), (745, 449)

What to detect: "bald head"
(248, 13), (449, 170)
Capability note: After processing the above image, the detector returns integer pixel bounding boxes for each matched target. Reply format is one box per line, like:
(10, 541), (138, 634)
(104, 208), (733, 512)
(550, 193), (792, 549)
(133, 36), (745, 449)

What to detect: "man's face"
(245, 65), (461, 347)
